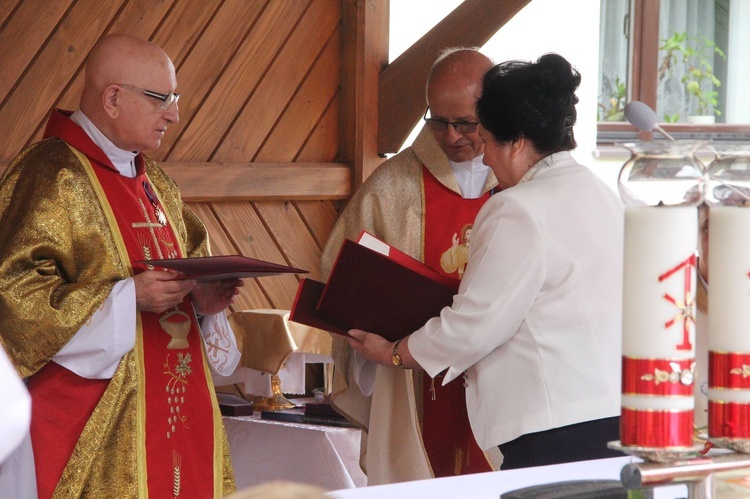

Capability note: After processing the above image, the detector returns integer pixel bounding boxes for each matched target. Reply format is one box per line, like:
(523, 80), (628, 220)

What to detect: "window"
(597, 0), (750, 142)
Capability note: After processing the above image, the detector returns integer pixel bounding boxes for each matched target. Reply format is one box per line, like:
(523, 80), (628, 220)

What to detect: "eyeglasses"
(423, 108), (478, 134)
(118, 83), (180, 111)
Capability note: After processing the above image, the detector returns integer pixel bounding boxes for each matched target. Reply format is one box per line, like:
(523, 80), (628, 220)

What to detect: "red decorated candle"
(621, 207), (697, 448)
(707, 207), (750, 440)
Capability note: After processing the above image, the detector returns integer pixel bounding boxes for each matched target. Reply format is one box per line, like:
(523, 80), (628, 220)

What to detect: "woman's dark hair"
(476, 53), (581, 154)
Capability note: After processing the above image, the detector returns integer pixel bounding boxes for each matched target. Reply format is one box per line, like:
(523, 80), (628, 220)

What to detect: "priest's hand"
(347, 329), (420, 369)
(134, 269), (197, 313)
(189, 278), (244, 316)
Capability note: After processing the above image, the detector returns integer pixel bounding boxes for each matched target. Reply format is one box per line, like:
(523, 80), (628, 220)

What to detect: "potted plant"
(657, 31), (726, 123)
(597, 75), (627, 122)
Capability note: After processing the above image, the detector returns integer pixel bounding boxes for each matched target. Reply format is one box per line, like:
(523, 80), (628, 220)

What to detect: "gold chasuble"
(0, 111), (233, 498)
(420, 167), (493, 476)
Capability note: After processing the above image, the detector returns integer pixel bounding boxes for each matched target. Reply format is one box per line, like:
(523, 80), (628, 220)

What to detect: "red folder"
(289, 278), (350, 337)
(137, 255), (306, 282)
(289, 232), (459, 341)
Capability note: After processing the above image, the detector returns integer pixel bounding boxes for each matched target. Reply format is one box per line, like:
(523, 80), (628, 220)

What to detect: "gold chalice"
(227, 309), (332, 411)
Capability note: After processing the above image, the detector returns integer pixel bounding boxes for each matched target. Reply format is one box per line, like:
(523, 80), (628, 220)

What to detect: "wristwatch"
(391, 339), (405, 368)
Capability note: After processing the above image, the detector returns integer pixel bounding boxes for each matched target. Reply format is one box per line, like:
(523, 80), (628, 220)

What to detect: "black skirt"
(498, 416), (623, 470)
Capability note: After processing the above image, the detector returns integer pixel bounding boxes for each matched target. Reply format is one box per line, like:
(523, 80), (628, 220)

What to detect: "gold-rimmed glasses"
(118, 83), (180, 111)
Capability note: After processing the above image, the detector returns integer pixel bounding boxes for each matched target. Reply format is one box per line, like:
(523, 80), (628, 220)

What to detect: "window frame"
(597, 0), (750, 143)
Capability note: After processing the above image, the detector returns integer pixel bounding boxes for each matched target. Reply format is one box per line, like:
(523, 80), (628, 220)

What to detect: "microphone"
(624, 101), (675, 141)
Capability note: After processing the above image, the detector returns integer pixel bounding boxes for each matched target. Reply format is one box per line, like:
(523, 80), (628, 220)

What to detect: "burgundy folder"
(138, 255), (306, 282)
(290, 278), (351, 337)
(289, 232), (459, 341)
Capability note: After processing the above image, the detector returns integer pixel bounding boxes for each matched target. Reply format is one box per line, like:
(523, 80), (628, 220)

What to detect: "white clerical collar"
(70, 110), (138, 178)
(449, 153), (490, 199)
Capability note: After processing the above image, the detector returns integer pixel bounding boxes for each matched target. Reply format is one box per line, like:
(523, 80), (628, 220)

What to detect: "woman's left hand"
(347, 329), (394, 366)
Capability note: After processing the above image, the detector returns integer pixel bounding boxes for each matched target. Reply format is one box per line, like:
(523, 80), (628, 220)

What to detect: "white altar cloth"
(225, 415), (366, 492)
(326, 456), (688, 498)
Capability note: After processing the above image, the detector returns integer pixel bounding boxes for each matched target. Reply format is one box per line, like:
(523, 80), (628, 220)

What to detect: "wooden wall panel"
(0, 0), (22, 26)
(0, 0), (123, 158)
(255, 26), (341, 162)
(297, 97), (340, 162)
(152, 0), (267, 159)
(213, 0), (339, 162)
(254, 201), (324, 282)
(167, 0), (310, 162)
(149, 0), (222, 67)
(161, 162), (350, 201)
(210, 202), (303, 309)
(295, 200), (340, 250)
(0, 0), (72, 104)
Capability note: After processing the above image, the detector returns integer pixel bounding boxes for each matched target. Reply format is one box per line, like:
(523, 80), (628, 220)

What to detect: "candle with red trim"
(707, 206), (750, 440)
(621, 206), (697, 448)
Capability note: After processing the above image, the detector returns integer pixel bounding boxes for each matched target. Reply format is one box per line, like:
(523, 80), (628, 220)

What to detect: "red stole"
(92, 160), (217, 498)
(420, 166), (493, 476)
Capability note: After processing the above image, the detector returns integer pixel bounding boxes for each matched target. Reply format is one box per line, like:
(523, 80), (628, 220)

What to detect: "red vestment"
(420, 166), (493, 476)
(24, 111), (228, 498)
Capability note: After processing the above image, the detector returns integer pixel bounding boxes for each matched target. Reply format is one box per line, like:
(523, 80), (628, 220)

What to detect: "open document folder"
(290, 231), (459, 341)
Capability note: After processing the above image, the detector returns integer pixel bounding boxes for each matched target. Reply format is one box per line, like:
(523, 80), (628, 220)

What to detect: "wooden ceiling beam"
(162, 162), (351, 201)
(0, 162), (351, 202)
(378, 0), (531, 154)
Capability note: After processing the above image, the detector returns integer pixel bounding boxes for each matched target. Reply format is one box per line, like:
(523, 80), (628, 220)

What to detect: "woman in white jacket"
(348, 53), (624, 470)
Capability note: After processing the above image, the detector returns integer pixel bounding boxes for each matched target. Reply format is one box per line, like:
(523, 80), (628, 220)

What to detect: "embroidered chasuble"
(0, 111), (233, 498)
(320, 127), (499, 483)
(420, 167), (493, 476)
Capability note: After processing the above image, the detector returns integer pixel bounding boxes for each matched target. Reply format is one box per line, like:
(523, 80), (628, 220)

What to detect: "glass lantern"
(705, 143), (750, 207)
(618, 140), (707, 207)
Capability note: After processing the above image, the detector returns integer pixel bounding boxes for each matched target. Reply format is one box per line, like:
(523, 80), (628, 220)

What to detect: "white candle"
(620, 206), (698, 447)
(623, 206), (698, 358)
(708, 206), (750, 351)
(707, 206), (750, 440)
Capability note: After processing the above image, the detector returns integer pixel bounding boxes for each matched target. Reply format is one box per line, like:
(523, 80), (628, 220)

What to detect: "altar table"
(224, 415), (367, 492)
